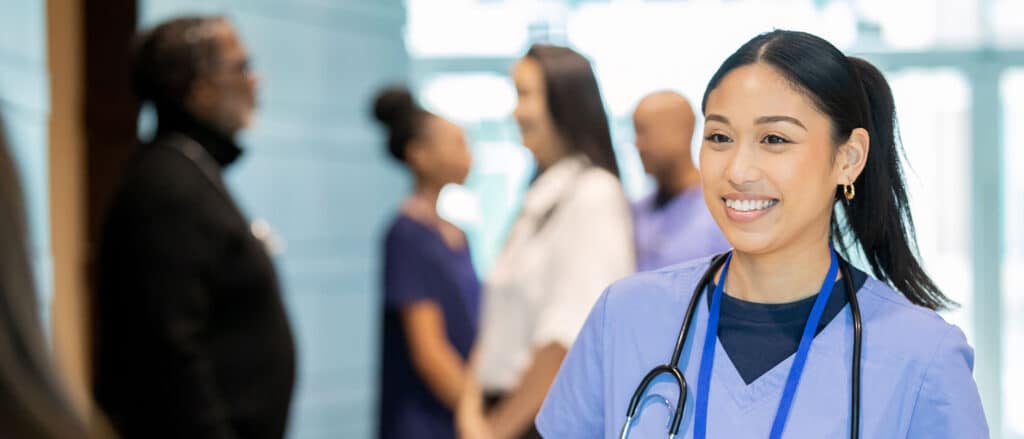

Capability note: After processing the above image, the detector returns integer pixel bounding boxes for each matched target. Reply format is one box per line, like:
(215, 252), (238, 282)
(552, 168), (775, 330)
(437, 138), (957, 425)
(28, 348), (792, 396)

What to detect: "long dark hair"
(525, 44), (620, 178)
(702, 30), (951, 310)
(0, 116), (88, 438)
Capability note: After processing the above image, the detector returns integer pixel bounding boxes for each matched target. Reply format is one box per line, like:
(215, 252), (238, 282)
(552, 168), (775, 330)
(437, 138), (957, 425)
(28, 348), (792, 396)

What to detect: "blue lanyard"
(693, 249), (839, 439)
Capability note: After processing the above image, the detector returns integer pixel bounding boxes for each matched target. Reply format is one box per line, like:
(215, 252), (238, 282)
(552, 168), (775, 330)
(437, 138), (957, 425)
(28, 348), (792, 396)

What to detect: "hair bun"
(372, 86), (417, 128)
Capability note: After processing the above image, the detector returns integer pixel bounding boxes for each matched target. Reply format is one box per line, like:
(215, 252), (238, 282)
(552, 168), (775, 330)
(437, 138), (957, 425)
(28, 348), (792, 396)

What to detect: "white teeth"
(726, 198), (776, 212)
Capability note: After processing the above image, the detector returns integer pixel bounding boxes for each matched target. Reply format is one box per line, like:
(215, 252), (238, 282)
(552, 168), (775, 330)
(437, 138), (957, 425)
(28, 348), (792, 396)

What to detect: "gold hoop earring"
(844, 182), (856, 201)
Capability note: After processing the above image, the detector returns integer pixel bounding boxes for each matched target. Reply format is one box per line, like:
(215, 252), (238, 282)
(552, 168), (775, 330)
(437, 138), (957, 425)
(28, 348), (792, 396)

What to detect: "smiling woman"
(535, 30), (987, 439)
(698, 60), (866, 301)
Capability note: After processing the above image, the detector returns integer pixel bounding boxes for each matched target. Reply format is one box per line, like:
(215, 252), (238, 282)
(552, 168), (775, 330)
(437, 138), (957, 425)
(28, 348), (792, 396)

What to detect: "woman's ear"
(404, 140), (430, 175)
(837, 127), (870, 184)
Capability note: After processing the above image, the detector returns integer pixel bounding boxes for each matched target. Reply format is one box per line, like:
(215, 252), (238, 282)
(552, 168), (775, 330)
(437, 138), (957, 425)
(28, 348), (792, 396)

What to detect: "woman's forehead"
(704, 64), (826, 125)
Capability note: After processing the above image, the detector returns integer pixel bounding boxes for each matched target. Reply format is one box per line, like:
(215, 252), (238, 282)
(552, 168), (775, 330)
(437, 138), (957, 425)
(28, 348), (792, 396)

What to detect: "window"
(1001, 69), (1024, 439)
(888, 70), (973, 336)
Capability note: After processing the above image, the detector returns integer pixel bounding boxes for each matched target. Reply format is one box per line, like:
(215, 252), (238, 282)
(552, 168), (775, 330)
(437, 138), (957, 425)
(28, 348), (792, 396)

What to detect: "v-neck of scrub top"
(698, 268), (867, 410)
(707, 266), (867, 384)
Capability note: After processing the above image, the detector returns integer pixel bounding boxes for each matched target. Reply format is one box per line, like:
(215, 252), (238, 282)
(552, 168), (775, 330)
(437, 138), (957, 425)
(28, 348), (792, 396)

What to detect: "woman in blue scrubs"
(372, 87), (481, 439)
(535, 30), (988, 438)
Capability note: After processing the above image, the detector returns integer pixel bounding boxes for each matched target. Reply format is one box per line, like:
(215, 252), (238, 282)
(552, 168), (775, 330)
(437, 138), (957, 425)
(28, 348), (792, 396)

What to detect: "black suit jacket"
(93, 115), (295, 439)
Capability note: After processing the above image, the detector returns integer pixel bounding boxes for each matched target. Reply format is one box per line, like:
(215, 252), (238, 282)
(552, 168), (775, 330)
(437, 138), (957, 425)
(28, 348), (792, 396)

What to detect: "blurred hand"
(457, 409), (495, 439)
(456, 379), (494, 439)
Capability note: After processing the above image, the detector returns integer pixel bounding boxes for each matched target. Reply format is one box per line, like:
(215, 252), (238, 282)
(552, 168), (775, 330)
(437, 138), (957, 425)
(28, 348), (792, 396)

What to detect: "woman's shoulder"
(858, 278), (973, 362)
(384, 213), (433, 246)
(602, 256), (715, 309)
(577, 166), (623, 190)
(566, 166), (628, 208)
(860, 278), (986, 435)
(859, 278), (959, 330)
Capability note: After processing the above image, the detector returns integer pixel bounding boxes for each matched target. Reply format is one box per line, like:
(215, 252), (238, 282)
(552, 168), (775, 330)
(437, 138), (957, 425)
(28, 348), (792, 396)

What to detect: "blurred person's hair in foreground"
(0, 115), (87, 438)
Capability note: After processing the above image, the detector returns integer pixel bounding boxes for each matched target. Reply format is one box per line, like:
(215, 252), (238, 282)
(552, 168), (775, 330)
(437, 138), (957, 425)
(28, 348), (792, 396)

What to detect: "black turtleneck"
(94, 108), (295, 439)
(155, 107), (243, 167)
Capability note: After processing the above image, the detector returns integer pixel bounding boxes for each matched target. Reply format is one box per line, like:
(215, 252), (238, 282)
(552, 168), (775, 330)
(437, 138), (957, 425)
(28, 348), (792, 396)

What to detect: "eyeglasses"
(212, 57), (252, 77)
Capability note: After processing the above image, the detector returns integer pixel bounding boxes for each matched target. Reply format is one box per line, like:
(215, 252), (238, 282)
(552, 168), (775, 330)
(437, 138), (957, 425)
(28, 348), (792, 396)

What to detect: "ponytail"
(832, 57), (952, 310)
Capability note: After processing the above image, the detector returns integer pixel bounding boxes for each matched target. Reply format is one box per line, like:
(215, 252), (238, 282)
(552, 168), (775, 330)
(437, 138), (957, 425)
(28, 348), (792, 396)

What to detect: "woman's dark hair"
(372, 86), (432, 162)
(132, 16), (228, 114)
(0, 116), (88, 438)
(525, 44), (620, 178)
(702, 30), (951, 310)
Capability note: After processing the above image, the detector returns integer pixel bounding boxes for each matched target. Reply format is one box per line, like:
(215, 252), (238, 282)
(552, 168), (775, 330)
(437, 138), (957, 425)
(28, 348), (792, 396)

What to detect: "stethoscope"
(621, 251), (862, 439)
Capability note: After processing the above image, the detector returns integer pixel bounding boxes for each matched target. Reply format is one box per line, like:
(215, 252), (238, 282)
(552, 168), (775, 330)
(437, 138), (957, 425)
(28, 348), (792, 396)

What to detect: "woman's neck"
(404, 180), (467, 251)
(536, 136), (572, 173)
(723, 229), (836, 304)
(412, 181), (442, 212)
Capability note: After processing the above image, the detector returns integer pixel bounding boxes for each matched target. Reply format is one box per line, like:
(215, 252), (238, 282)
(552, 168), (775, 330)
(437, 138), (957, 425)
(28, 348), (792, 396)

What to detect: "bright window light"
(421, 73), (517, 124)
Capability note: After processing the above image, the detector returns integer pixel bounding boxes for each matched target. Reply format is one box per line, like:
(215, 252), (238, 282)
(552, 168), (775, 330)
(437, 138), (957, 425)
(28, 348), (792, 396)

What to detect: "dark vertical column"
(83, 0), (137, 246)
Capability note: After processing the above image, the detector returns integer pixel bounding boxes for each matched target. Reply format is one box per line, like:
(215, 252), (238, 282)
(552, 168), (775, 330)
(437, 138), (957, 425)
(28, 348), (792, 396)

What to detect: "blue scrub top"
(378, 215), (481, 439)
(536, 257), (988, 438)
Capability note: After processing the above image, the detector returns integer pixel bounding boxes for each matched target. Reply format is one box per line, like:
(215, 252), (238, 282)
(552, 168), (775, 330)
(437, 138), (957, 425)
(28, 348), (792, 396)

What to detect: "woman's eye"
(705, 133), (732, 143)
(762, 134), (789, 144)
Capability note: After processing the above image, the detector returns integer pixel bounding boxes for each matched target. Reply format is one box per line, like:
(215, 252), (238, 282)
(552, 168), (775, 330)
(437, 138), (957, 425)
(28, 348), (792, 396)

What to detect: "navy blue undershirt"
(708, 263), (868, 384)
